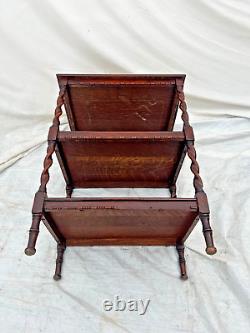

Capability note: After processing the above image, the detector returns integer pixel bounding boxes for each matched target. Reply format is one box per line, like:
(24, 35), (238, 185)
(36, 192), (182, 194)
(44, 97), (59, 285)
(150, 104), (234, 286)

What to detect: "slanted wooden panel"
(57, 74), (185, 131)
(44, 198), (198, 246)
(57, 131), (186, 188)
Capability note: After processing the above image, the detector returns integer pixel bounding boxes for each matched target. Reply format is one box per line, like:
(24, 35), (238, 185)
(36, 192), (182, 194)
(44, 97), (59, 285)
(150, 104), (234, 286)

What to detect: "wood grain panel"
(44, 198), (198, 246)
(57, 131), (185, 188)
(57, 74), (185, 131)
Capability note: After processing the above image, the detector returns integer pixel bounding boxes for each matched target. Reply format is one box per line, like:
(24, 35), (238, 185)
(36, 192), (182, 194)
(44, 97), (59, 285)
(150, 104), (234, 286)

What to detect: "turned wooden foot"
(25, 214), (41, 256)
(200, 213), (217, 255)
(176, 243), (188, 280)
(66, 185), (73, 198)
(169, 184), (177, 198)
(53, 243), (66, 281)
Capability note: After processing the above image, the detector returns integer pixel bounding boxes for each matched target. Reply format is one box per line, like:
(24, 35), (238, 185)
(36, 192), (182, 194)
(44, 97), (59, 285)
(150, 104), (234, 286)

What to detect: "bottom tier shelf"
(43, 197), (199, 246)
(25, 196), (217, 280)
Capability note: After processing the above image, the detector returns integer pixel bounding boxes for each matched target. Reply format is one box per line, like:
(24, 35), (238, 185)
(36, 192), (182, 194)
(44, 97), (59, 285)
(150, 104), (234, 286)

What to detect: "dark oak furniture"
(25, 74), (216, 281)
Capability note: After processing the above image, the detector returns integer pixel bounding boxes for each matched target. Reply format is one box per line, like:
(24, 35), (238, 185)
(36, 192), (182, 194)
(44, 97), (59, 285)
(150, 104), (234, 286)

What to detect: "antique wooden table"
(25, 74), (216, 280)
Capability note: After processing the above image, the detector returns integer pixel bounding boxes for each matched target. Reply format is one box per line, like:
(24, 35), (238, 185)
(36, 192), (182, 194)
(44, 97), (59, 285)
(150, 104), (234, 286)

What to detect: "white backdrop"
(0, 1), (250, 332)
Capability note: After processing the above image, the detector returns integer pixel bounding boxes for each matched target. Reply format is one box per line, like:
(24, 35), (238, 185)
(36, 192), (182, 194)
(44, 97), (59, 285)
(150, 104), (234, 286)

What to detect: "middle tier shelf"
(55, 131), (186, 189)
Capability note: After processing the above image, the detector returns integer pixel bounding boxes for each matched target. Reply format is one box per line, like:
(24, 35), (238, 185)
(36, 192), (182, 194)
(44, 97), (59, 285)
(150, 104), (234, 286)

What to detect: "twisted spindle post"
(177, 85), (216, 255)
(25, 87), (66, 256)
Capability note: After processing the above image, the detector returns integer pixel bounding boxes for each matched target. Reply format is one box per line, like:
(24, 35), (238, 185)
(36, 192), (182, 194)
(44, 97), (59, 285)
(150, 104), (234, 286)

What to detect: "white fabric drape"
(0, 1), (250, 332)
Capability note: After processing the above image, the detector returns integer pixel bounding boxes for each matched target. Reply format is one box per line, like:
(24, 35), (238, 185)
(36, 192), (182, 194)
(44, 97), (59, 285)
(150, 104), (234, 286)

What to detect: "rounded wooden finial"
(25, 248), (36, 256)
(180, 274), (188, 281)
(206, 247), (217, 255)
(53, 274), (61, 281)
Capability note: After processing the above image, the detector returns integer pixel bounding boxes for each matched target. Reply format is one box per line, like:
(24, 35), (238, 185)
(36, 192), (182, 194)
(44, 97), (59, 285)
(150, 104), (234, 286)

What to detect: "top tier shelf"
(57, 74), (185, 131)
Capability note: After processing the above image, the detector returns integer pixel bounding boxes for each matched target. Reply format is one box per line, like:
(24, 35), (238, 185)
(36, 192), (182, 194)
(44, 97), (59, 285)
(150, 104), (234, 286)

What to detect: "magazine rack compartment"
(57, 74), (185, 131)
(24, 74), (216, 281)
(43, 198), (199, 247)
(56, 131), (186, 190)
